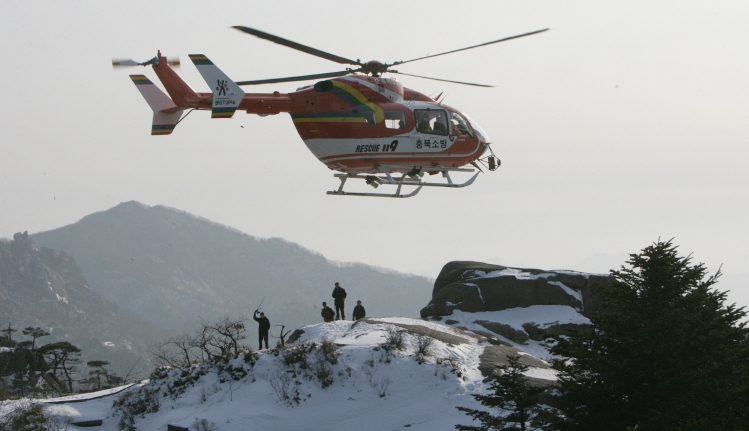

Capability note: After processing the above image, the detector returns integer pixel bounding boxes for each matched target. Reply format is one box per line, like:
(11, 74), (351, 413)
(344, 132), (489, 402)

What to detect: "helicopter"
(114, 26), (548, 198)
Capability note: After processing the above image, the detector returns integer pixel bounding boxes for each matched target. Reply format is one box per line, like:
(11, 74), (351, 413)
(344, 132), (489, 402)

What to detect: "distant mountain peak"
(31, 203), (433, 349)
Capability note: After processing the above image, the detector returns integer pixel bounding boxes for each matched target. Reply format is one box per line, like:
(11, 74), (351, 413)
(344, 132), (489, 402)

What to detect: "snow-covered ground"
(442, 305), (591, 360)
(1, 306), (586, 431)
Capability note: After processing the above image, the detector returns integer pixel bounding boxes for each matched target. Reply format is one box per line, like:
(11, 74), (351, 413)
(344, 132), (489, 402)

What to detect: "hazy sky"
(1, 1), (748, 305)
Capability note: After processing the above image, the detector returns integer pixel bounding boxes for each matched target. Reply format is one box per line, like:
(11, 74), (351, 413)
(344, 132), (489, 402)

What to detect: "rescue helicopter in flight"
(113, 26), (548, 197)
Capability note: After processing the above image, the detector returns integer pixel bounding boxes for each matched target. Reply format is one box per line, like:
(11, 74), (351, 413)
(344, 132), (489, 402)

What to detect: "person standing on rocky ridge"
(321, 302), (335, 323)
(353, 300), (366, 321)
(253, 310), (270, 350)
(331, 282), (347, 320)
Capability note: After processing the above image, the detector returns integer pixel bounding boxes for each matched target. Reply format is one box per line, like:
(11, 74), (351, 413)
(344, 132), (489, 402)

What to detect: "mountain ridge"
(31, 201), (434, 345)
(0, 233), (153, 375)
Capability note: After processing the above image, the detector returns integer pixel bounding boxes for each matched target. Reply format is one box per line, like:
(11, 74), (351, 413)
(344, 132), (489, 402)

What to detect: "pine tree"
(0, 322), (17, 347)
(37, 342), (81, 393)
(82, 360), (123, 391)
(550, 239), (749, 431)
(456, 355), (549, 431)
(21, 327), (49, 350)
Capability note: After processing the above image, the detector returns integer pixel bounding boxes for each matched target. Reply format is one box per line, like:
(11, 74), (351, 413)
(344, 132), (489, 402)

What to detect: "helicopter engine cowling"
(314, 80), (334, 92)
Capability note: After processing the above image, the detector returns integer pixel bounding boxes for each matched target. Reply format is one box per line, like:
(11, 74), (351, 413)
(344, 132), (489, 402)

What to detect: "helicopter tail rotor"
(112, 54), (180, 69)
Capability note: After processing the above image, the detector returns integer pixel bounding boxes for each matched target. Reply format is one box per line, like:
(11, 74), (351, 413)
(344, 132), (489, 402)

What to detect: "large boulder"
(420, 261), (611, 319)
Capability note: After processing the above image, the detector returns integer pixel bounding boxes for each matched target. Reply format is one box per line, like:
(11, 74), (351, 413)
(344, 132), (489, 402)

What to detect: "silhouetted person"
(321, 302), (335, 323)
(353, 300), (366, 321)
(253, 310), (270, 350)
(332, 282), (347, 320)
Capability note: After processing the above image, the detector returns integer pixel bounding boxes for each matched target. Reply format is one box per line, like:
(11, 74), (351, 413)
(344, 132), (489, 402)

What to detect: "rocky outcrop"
(522, 322), (593, 341)
(479, 345), (550, 373)
(363, 318), (474, 346)
(475, 321), (529, 344)
(477, 345), (557, 390)
(420, 261), (611, 319)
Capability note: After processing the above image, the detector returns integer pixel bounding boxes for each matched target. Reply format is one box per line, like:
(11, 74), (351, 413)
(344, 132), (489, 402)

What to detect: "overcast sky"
(1, 1), (747, 306)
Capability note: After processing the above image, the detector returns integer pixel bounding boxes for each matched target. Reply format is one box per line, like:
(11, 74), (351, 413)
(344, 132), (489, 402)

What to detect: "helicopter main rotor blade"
(391, 71), (494, 88)
(236, 69), (355, 86)
(393, 28), (549, 66)
(233, 26), (360, 66)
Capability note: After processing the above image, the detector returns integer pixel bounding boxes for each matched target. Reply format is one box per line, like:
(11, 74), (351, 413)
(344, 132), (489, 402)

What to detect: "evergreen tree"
(0, 323), (17, 347)
(37, 342), (81, 393)
(82, 360), (123, 391)
(457, 355), (549, 431)
(21, 327), (50, 350)
(550, 239), (749, 431)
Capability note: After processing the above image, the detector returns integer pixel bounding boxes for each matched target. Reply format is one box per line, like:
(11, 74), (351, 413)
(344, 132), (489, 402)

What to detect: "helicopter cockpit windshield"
(461, 112), (490, 143)
(450, 112), (473, 138)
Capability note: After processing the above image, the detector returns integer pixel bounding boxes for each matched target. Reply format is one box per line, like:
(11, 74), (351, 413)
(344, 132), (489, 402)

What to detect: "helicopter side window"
(384, 111), (406, 129)
(363, 111), (376, 127)
(414, 109), (448, 136)
(450, 112), (474, 138)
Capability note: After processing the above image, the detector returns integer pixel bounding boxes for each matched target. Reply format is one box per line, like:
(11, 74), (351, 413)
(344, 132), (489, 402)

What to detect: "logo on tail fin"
(217, 80), (228, 96)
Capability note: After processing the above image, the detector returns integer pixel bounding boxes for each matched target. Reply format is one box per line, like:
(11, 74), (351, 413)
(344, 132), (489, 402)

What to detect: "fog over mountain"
(0, 233), (153, 374)
(31, 202), (433, 347)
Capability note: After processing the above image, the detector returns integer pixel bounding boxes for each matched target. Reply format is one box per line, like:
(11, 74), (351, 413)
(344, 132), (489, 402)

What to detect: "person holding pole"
(253, 310), (270, 350)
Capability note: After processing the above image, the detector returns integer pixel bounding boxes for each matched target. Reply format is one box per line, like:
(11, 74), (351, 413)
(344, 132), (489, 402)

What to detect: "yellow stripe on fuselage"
(292, 117), (368, 124)
(331, 81), (385, 123)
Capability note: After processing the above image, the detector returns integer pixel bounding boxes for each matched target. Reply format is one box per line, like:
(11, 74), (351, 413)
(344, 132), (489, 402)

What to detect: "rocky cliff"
(420, 261), (611, 344)
(421, 261), (610, 318)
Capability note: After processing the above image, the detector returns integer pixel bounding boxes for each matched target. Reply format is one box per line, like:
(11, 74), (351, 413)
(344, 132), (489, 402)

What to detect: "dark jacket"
(332, 286), (347, 304)
(253, 313), (270, 333)
(353, 304), (366, 320)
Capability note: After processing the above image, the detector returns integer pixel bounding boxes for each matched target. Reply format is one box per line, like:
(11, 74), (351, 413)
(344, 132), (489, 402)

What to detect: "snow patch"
(465, 283), (485, 303)
(449, 306), (591, 359)
(548, 281), (583, 306)
(468, 268), (557, 281)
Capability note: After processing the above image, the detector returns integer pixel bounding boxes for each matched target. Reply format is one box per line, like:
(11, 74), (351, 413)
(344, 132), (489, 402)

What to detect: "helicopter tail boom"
(129, 75), (184, 135)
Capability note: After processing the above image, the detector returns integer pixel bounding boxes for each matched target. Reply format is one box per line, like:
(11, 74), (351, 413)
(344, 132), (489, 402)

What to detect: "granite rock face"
(420, 261), (611, 319)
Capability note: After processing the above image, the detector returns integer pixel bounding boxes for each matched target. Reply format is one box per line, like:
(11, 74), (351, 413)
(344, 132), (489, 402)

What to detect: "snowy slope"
(1, 307), (584, 431)
(441, 306), (591, 360)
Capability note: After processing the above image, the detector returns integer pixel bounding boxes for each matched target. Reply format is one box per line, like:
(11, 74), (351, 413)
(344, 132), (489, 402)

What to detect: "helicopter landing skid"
(327, 167), (479, 198)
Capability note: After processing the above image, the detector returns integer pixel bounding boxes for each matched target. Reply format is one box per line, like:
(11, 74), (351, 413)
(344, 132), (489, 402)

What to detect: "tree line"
(149, 317), (249, 369)
(0, 325), (128, 399)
